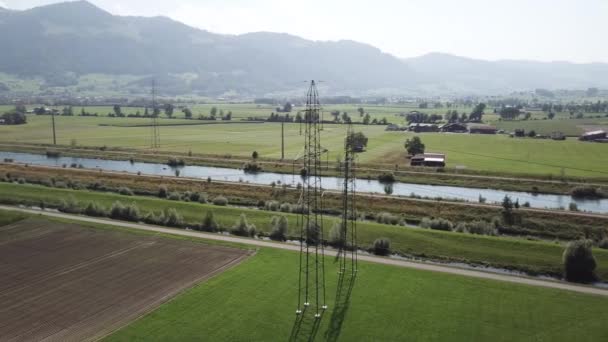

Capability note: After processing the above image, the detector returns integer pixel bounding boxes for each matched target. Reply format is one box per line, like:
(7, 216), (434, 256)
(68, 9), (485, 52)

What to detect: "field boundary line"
(2, 205), (608, 298)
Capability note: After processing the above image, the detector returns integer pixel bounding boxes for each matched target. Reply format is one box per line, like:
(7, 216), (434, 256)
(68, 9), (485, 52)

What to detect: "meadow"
(1, 114), (608, 177)
(2, 182), (607, 279)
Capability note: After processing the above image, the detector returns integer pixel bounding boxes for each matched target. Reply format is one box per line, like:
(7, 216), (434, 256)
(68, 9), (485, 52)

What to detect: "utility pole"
(51, 110), (56, 145)
(281, 121), (285, 160)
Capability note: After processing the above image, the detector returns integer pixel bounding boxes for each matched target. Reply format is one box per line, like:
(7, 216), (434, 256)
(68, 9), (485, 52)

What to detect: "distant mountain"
(403, 53), (608, 94)
(0, 1), (606, 97)
(0, 1), (415, 96)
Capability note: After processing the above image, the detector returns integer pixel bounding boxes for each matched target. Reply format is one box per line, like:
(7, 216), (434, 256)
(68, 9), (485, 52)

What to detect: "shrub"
(420, 217), (453, 231)
(213, 196), (228, 206)
(571, 186), (603, 199)
(167, 158), (186, 167)
(328, 221), (344, 247)
(198, 193), (208, 204)
(478, 195), (486, 204)
(305, 222), (321, 245)
(378, 173), (396, 183)
(46, 150), (61, 158)
(279, 203), (292, 213)
(291, 204), (309, 214)
(231, 213), (256, 237)
(373, 238), (391, 256)
(158, 185), (169, 198)
(269, 216), (288, 241)
(168, 192), (181, 201)
(201, 211), (219, 232)
(84, 202), (107, 217)
(163, 208), (184, 227)
(465, 220), (498, 236)
(143, 211), (163, 225)
(265, 200), (280, 211)
(59, 196), (81, 214)
(17, 178), (26, 184)
(110, 201), (140, 222)
(243, 162), (262, 173)
(569, 203), (579, 211)
(376, 212), (399, 225)
(118, 187), (134, 196)
(189, 192), (201, 202)
(563, 240), (597, 283)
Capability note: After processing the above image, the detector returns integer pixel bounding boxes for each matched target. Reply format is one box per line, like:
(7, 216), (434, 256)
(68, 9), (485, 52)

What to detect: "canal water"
(2, 151), (607, 214)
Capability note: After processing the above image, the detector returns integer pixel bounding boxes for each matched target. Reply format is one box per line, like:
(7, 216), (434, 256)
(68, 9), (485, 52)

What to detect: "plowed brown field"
(0, 218), (250, 342)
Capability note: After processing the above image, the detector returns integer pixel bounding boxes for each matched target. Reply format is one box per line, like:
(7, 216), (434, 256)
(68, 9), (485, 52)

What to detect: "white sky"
(3, 0), (608, 63)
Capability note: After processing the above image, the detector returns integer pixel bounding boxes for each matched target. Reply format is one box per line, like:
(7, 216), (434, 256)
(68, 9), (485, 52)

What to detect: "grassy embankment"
(1, 182), (607, 279)
(2, 163), (607, 242)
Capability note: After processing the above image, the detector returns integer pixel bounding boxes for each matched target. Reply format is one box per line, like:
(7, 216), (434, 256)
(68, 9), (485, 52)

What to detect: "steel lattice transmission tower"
(296, 80), (327, 319)
(338, 123), (358, 275)
(150, 79), (161, 149)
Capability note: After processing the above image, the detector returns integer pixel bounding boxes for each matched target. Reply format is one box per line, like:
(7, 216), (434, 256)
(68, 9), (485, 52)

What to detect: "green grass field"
(2, 182), (607, 278)
(1, 210), (605, 341)
(3, 114), (607, 177)
(105, 248), (608, 342)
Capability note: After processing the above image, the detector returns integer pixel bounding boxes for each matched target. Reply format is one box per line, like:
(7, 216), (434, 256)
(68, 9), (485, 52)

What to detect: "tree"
(269, 216), (288, 241)
(459, 113), (468, 123)
(548, 112), (555, 120)
(164, 104), (174, 118)
(182, 108), (193, 119)
(231, 213), (256, 237)
(331, 110), (340, 122)
(357, 107), (365, 117)
(362, 113), (371, 125)
(346, 132), (368, 150)
(113, 105), (122, 117)
(341, 112), (351, 124)
(144, 107), (149, 117)
(283, 102), (293, 112)
(1, 111), (27, 125)
(469, 103), (486, 122)
(501, 195), (514, 224)
(225, 111), (232, 120)
(201, 211), (219, 232)
(210, 107), (218, 118)
(404, 136), (425, 155)
(373, 238), (391, 256)
(252, 151), (259, 160)
(499, 107), (520, 120)
(563, 240), (597, 283)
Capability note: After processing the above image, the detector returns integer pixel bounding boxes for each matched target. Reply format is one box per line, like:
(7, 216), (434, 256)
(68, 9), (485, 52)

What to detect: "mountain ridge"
(0, 1), (606, 96)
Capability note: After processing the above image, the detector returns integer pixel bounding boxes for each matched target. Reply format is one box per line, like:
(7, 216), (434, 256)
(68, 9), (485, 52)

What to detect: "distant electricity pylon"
(296, 80), (327, 319)
(150, 79), (160, 149)
(339, 123), (358, 275)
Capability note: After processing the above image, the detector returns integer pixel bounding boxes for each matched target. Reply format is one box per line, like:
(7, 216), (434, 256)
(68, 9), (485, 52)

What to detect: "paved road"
(3, 205), (608, 297)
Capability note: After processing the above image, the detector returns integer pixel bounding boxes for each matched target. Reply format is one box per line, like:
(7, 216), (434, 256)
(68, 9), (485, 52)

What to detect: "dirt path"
(3, 205), (608, 298)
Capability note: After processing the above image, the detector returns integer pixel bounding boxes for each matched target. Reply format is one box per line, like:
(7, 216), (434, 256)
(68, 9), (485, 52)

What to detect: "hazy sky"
(2, 0), (607, 63)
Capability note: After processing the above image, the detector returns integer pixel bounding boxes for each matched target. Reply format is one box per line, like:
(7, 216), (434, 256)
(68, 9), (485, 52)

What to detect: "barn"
(440, 123), (468, 133)
(410, 153), (446, 167)
(579, 130), (607, 141)
(468, 124), (497, 134)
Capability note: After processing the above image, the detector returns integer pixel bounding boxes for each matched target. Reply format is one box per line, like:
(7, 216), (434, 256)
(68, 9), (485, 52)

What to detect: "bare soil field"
(0, 218), (250, 342)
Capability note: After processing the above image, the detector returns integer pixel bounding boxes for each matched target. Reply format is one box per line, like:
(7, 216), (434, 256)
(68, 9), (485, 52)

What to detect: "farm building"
(440, 123), (467, 133)
(551, 132), (566, 141)
(385, 124), (406, 131)
(409, 123), (439, 132)
(579, 130), (606, 141)
(410, 153), (446, 167)
(514, 129), (525, 137)
(468, 124), (497, 134)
